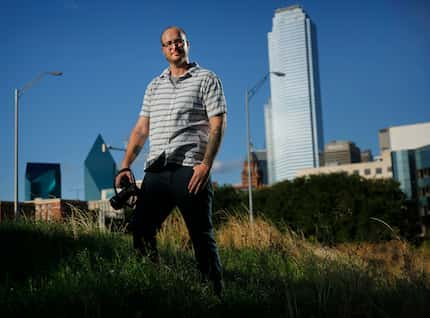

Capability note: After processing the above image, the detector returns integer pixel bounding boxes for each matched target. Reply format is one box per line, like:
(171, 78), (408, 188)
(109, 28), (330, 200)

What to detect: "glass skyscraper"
(415, 145), (430, 217)
(391, 145), (430, 218)
(391, 150), (417, 200)
(266, 5), (324, 182)
(25, 163), (61, 200)
(84, 134), (117, 200)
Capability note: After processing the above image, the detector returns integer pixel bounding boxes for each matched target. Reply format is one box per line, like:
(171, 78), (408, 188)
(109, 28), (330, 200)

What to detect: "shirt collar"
(159, 62), (199, 79)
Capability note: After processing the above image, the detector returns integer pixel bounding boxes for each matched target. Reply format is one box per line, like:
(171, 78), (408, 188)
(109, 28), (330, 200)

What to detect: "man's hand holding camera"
(115, 168), (133, 188)
(110, 167), (139, 210)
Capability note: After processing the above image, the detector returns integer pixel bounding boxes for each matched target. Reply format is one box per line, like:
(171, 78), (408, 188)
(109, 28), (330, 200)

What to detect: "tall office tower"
(267, 5), (324, 182)
(264, 99), (275, 184)
(84, 134), (117, 200)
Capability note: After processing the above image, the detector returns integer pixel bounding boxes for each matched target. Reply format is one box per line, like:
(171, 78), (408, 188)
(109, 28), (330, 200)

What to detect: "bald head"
(160, 26), (187, 44)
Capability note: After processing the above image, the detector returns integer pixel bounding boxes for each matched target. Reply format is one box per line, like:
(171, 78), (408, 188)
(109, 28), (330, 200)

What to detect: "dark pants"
(131, 164), (222, 282)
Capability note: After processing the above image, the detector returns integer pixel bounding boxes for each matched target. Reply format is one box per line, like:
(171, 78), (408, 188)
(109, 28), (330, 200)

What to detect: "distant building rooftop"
(275, 5), (303, 14)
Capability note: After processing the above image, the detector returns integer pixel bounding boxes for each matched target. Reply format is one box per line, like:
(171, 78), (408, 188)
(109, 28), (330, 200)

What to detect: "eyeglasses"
(162, 38), (185, 48)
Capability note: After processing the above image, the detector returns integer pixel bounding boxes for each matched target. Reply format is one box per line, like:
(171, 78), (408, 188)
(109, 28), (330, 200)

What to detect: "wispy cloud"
(212, 159), (243, 174)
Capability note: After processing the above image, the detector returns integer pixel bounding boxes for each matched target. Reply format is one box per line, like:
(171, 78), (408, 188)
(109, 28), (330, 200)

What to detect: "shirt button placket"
(167, 82), (176, 155)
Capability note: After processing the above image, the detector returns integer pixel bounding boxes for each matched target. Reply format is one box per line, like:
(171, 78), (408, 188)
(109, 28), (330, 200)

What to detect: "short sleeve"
(139, 80), (155, 117)
(203, 74), (227, 118)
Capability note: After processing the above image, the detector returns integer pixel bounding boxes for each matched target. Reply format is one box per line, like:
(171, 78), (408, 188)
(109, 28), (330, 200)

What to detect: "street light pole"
(101, 143), (126, 153)
(14, 89), (19, 218)
(14, 71), (63, 218)
(245, 88), (253, 224)
(245, 71), (285, 224)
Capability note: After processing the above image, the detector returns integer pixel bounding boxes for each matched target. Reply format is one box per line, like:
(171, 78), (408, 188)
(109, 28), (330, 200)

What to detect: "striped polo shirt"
(140, 63), (227, 168)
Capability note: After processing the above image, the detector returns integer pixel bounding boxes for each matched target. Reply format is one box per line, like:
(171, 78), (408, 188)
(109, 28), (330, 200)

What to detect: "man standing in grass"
(116, 26), (226, 297)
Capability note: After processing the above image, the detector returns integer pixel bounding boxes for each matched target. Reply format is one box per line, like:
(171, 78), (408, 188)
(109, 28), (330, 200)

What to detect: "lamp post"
(14, 71), (63, 218)
(245, 71), (285, 224)
(101, 143), (126, 153)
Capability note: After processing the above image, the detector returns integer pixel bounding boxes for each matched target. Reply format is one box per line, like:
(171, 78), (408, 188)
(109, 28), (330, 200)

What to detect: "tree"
(253, 173), (409, 243)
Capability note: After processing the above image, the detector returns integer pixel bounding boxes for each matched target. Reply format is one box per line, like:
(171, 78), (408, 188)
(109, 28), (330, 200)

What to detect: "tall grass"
(0, 208), (429, 317)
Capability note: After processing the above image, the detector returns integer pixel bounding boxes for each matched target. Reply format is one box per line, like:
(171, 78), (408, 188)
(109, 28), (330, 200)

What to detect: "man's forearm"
(121, 129), (147, 169)
(202, 115), (225, 168)
(121, 116), (149, 169)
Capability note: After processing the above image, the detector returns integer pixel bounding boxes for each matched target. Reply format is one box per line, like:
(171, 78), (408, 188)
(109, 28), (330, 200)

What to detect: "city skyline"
(267, 5), (324, 182)
(1, 0), (429, 201)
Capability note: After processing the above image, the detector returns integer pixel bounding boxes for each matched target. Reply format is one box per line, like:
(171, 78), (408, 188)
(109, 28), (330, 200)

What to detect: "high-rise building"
(266, 5), (324, 182)
(25, 163), (61, 200)
(324, 141), (361, 166)
(264, 99), (275, 184)
(84, 134), (117, 200)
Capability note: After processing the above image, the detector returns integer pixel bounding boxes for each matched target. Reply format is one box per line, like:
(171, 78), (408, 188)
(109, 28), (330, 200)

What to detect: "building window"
(364, 168), (371, 175)
(375, 168), (382, 174)
(417, 168), (430, 178)
(387, 166), (392, 172)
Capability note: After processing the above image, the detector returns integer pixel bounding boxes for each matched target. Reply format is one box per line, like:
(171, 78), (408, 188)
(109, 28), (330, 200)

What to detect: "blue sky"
(1, 0), (429, 201)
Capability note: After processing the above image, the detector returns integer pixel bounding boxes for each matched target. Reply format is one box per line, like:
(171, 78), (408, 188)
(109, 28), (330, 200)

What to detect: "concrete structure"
(33, 198), (88, 221)
(379, 122), (430, 152)
(25, 163), (61, 200)
(266, 5), (324, 183)
(84, 134), (117, 200)
(296, 150), (393, 180)
(324, 141), (361, 166)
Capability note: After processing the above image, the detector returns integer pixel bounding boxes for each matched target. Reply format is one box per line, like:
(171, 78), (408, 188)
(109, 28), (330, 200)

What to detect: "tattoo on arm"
(122, 141), (144, 168)
(128, 144), (143, 164)
(121, 117), (149, 168)
(203, 124), (224, 167)
(133, 144), (143, 158)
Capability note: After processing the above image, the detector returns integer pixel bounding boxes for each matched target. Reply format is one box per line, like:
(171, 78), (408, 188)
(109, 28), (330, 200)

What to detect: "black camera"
(110, 168), (140, 210)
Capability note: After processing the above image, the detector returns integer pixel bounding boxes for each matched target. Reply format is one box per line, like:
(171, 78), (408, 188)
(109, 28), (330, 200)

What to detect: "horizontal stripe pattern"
(140, 63), (227, 167)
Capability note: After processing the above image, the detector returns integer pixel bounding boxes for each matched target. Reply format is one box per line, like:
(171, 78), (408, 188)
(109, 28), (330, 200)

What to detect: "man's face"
(161, 28), (189, 66)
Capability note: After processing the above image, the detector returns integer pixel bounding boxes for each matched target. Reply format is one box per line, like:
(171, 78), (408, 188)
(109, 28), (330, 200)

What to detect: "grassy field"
(1, 211), (429, 317)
